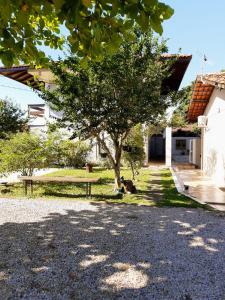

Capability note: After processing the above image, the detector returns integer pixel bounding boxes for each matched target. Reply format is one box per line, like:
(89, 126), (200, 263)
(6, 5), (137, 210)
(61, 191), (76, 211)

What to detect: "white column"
(201, 127), (205, 171)
(144, 135), (149, 166)
(165, 127), (172, 167)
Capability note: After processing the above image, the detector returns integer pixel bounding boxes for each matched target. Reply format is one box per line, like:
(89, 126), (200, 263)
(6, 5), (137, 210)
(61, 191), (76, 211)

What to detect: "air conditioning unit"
(197, 116), (208, 128)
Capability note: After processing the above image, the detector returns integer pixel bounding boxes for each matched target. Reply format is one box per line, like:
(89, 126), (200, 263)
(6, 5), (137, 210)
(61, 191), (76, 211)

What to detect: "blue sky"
(1, 0), (225, 110)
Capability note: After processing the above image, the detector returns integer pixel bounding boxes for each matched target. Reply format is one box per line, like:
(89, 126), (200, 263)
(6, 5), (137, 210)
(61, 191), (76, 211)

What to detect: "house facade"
(188, 73), (225, 186)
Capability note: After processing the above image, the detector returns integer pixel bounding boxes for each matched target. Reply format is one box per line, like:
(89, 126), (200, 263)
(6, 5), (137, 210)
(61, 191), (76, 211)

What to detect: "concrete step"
(173, 163), (198, 170)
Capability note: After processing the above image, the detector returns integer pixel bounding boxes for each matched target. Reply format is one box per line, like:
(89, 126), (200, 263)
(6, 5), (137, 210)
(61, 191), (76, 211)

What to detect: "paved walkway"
(174, 168), (225, 211)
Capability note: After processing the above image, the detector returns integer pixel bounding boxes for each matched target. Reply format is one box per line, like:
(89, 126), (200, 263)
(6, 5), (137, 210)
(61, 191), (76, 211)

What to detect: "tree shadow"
(0, 201), (225, 299)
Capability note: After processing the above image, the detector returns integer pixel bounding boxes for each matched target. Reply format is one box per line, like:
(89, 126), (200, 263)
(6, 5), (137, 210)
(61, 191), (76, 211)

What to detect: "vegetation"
(0, 99), (26, 139)
(45, 131), (90, 167)
(0, 167), (204, 209)
(159, 169), (205, 208)
(171, 84), (193, 128)
(0, 132), (46, 176)
(0, 131), (90, 176)
(123, 124), (145, 180)
(41, 32), (174, 188)
(60, 140), (90, 168)
(0, 0), (174, 66)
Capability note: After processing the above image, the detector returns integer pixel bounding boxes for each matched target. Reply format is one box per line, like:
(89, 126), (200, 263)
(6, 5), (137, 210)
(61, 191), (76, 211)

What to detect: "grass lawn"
(0, 167), (205, 208)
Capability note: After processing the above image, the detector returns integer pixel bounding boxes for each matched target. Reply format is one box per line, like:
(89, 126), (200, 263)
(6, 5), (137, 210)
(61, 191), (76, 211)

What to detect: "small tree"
(0, 98), (26, 139)
(123, 124), (145, 180)
(41, 32), (174, 188)
(0, 132), (46, 176)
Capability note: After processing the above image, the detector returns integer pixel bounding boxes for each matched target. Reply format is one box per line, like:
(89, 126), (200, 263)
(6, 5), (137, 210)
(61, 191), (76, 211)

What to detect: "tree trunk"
(114, 163), (121, 189)
(95, 133), (123, 190)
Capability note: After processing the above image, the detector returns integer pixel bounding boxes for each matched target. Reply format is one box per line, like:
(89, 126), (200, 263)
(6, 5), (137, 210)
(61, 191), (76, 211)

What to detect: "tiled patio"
(173, 168), (225, 211)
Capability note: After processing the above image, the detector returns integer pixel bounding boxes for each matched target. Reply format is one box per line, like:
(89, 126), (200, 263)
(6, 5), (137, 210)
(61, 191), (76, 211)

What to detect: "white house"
(147, 127), (201, 166)
(0, 54), (192, 166)
(188, 72), (225, 186)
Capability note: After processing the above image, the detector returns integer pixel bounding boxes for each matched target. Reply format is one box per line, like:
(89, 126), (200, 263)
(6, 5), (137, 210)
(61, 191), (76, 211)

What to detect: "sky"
(1, 0), (225, 110)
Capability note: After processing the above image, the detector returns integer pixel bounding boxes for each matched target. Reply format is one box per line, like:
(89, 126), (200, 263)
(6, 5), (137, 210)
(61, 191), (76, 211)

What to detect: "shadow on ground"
(0, 200), (225, 299)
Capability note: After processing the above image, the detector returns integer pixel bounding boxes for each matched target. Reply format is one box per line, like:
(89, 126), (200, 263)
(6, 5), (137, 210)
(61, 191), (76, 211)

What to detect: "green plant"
(0, 98), (26, 139)
(123, 124), (145, 180)
(0, 1), (173, 66)
(0, 132), (46, 176)
(41, 31), (174, 188)
(61, 140), (90, 168)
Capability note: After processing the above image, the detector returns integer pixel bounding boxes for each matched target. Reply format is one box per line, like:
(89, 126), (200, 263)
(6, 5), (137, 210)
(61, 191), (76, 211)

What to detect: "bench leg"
(30, 180), (33, 196)
(89, 183), (91, 198)
(24, 181), (27, 196)
(85, 183), (88, 198)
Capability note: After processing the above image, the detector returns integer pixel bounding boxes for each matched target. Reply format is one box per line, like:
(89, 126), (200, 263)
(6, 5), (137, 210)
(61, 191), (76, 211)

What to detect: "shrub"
(61, 140), (90, 168)
(0, 132), (46, 176)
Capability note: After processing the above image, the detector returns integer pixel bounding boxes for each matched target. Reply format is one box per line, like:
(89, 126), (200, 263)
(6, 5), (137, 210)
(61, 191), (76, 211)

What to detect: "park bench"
(19, 176), (100, 198)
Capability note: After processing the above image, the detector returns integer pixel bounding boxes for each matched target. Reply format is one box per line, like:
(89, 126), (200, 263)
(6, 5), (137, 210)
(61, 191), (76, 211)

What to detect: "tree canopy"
(0, 0), (173, 66)
(0, 98), (26, 139)
(171, 84), (193, 128)
(41, 32), (174, 187)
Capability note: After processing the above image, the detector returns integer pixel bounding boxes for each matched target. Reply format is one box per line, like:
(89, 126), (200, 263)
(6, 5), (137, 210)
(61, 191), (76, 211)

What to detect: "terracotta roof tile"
(187, 72), (225, 122)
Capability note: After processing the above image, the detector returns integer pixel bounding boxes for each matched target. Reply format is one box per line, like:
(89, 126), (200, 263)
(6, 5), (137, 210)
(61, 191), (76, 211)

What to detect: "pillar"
(165, 127), (172, 167)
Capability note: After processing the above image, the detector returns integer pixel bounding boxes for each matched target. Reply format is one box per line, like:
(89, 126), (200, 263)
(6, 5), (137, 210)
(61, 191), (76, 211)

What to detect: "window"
(176, 139), (186, 150)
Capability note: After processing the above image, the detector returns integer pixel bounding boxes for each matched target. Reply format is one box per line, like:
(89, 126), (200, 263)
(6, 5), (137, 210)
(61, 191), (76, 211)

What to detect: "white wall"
(203, 88), (225, 186)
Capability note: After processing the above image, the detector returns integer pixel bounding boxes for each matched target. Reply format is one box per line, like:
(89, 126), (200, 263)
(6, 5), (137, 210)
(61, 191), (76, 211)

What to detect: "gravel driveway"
(0, 198), (225, 300)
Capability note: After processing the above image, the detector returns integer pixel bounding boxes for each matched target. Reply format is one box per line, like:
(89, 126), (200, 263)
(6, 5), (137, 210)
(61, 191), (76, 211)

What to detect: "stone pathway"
(0, 198), (224, 299)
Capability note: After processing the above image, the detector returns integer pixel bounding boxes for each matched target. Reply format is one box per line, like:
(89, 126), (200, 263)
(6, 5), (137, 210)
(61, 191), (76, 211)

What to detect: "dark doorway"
(149, 134), (165, 161)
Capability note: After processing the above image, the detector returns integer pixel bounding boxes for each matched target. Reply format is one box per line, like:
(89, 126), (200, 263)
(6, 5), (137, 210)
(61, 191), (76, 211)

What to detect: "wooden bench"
(19, 176), (101, 198)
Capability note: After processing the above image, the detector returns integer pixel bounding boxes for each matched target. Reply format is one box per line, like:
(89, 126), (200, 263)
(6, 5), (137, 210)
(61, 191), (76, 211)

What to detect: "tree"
(122, 124), (145, 180)
(40, 32), (174, 188)
(171, 84), (193, 128)
(0, 99), (26, 139)
(0, 132), (46, 176)
(0, 0), (173, 66)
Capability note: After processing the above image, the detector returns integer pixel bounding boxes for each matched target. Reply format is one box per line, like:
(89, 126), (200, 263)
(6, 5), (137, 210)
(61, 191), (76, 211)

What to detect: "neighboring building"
(28, 103), (62, 134)
(188, 72), (225, 186)
(0, 54), (192, 166)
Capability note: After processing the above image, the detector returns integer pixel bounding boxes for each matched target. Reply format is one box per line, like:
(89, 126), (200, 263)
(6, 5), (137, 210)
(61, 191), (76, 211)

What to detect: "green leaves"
(41, 30), (172, 143)
(0, 132), (46, 176)
(0, 0), (174, 66)
(0, 50), (15, 67)
(0, 98), (26, 139)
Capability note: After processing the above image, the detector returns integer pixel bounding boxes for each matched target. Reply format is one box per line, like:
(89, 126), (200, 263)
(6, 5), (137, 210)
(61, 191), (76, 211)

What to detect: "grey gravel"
(0, 198), (225, 300)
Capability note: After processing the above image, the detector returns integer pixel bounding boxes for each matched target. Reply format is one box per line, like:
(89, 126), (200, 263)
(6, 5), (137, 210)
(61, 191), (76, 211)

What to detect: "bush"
(61, 140), (90, 168)
(0, 132), (46, 176)
(0, 131), (91, 177)
(45, 131), (90, 168)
